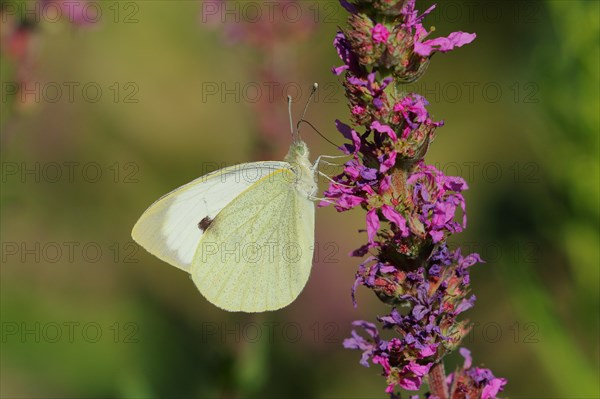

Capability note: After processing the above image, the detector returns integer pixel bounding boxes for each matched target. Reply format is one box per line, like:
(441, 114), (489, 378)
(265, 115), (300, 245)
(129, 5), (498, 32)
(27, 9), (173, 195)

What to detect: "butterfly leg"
(313, 154), (350, 168)
(318, 160), (344, 167)
(309, 195), (337, 205)
(318, 171), (354, 188)
(312, 154), (350, 178)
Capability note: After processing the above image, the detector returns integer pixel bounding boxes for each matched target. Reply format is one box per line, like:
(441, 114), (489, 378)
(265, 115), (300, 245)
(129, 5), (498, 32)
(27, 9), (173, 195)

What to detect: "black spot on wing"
(198, 216), (213, 232)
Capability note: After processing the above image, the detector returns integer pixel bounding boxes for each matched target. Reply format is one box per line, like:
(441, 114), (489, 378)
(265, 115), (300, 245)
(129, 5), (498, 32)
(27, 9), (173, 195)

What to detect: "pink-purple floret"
(327, 0), (505, 397)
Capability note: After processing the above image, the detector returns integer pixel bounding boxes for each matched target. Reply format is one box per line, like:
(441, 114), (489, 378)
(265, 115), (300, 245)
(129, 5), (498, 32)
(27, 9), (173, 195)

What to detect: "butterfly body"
(284, 140), (318, 199)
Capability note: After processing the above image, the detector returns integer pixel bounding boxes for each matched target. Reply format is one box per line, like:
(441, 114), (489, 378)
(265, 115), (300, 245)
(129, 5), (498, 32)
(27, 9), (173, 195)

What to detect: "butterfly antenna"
(298, 119), (339, 149)
(295, 83), (318, 140)
(288, 94), (295, 138)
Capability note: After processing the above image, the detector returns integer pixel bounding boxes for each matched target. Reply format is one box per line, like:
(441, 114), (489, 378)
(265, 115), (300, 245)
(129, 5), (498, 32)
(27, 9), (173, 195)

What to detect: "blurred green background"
(1, 0), (598, 398)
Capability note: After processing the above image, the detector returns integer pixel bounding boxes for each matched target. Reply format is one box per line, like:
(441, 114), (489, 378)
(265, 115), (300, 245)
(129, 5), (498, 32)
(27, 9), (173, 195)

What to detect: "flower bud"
(347, 14), (386, 67)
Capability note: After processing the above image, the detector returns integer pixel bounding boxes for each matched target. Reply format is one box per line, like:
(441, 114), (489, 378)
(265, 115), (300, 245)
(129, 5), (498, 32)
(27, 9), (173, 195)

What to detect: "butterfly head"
(285, 139), (309, 164)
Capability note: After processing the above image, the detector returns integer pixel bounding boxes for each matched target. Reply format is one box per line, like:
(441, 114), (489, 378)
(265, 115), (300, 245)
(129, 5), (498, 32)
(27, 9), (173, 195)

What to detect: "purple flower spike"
(328, 0), (504, 397)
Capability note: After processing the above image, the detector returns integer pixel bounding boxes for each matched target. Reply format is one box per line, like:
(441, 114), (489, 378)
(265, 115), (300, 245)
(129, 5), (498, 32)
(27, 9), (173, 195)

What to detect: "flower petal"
(366, 209), (380, 243)
(482, 378), (508, 399)
(371, 121), (398, 141)
(415, 31), (476, 57)
(381, 205), (410, 237)
(371, 23), (390, 44)
(459, 347), (473, 369)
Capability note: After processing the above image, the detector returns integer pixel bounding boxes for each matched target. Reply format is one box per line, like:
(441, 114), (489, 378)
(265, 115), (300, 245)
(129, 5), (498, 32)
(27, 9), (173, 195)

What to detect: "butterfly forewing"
(132, 161), (289, 271)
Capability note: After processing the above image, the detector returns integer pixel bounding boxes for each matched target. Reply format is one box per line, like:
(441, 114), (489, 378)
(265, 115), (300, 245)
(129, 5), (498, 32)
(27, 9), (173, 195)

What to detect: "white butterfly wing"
(191, 168), (315, 312)
(131, 161), (289, 272)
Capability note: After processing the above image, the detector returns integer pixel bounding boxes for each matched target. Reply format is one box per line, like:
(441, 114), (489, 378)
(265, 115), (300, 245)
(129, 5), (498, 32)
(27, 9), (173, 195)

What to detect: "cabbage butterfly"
(132, 85), (321, 312)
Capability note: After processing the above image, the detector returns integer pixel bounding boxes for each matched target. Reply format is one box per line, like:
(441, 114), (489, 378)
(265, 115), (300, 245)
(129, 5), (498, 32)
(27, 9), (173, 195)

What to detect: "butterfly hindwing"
(191, 167), (315, 312)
